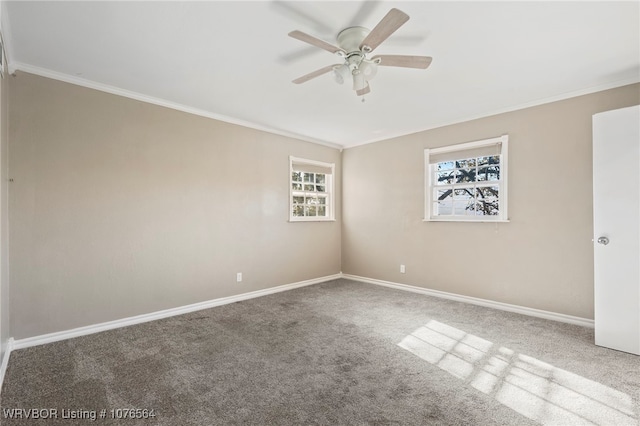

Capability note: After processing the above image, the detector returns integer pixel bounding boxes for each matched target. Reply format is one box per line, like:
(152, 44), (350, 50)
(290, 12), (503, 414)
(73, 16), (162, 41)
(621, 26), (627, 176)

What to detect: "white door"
(592, 105), (640, 355)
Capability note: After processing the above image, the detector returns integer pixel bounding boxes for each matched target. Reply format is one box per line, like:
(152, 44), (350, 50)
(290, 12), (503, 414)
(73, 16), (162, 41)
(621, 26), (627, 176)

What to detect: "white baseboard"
(0, 337), (14, 395)
(0, 273), (594, 394)
(12, 274), (342, 351)
(8, 271), (594, 353)
(343, 274), (594, 328)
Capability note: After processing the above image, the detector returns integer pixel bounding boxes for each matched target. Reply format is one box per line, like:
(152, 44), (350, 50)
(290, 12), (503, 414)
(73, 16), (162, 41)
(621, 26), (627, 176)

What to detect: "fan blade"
(272, 1), (333, 34)
(279, 46), (322, 64)
(346, 1), (381, 28)
(359, 8), (409, 52)
(372, 55), (432, 69)
(289, 31), (344, 55)
(292, 64), (341, 84)
(356, 84), (371, 96)
(388, 34), (428, 45)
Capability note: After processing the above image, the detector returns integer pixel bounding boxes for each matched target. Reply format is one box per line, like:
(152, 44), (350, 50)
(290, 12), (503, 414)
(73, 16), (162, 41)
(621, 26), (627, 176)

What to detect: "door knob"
(597, 236), (610, 245)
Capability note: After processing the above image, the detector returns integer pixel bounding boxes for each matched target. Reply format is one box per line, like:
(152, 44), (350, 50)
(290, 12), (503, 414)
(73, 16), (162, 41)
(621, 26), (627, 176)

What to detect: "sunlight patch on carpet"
(398, 320), (637, 425)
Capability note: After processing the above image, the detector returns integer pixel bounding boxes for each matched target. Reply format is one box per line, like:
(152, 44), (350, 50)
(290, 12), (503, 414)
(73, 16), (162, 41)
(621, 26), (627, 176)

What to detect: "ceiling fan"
(289, 8), (432, 97)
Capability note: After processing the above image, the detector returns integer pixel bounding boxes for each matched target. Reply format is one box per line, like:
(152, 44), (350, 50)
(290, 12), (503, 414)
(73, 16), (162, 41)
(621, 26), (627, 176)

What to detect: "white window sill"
(423, 218), (510, 223)
(289, 218), (336, 223)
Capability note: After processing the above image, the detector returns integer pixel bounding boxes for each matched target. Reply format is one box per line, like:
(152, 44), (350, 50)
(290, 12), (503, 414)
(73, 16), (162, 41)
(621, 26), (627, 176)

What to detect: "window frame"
(289, 156), (335, 222)
(424, 135), (509, 222)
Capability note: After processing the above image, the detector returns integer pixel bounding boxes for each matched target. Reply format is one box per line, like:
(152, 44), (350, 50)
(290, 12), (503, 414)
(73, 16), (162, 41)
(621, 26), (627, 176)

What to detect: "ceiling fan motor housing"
(336, 27), (370, 54)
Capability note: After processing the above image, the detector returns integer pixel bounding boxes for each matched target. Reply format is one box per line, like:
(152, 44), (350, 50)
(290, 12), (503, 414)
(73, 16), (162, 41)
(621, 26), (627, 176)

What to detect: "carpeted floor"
(1, 279), (638, 425)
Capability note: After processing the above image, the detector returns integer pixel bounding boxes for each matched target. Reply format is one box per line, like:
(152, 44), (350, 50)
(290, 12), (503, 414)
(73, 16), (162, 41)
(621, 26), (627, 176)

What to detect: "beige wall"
(1, 62), (9, 359)
(342, 83), (640, 319)
(8, 71), (639, 340)
(9, 72), (341, 339)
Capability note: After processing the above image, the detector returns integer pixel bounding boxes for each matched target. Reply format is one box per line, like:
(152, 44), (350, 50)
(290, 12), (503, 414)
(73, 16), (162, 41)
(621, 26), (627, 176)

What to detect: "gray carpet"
(1, 279), (639, 425)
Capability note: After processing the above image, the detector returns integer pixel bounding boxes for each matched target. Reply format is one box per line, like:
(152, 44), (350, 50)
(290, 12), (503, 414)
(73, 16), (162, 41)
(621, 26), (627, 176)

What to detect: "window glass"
(290, 157), (334, 221)
(425, 136), (508, 221)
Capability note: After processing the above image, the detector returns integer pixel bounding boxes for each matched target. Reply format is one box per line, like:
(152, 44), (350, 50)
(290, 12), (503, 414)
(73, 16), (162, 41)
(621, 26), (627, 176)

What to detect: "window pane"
(436, 188), (452, 201)
(292, 183), (302, 190)
(477, 186), (499, 201)
(317, 206), (326, 217)
(476, 200), (499, 215)
(453, 190), (475, 215)
(292, 171), (302, 182)
(437, 161), (455, 171)
(292, 205), (304, 217)
(304, 173), (314, 183)
(293, 196), (304, 205)
(318, 197), (326, 205)
(304, 184), (315, 191)
(456, 158), (476, 169)
(477, 156), (500, 166)
(436, 200), (452, 215)
(476, 186), (499, 215)
(456, 168), (476, 183)
(477, 165), (500, 181)
(316, 185), (325, 192)
(436, 171), (455, 185)
(305, 205), (317, 216)
(435, 188), (452, 215)
(453, 188), (472, 199)
(468, 205), (483, 216)
(315, 174), (326, 184)
(464, 204), (479, 216)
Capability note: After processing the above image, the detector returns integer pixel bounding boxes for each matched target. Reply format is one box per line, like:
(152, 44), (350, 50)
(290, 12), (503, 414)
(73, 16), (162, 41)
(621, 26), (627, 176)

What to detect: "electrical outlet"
(400, 264), (406, 274)
(236, 272), (243, 282)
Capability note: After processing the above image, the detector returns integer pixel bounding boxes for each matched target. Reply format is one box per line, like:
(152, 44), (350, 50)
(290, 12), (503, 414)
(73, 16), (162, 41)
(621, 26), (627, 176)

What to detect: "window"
(425, 135), (509, 222)
(290, 156), (335, 222)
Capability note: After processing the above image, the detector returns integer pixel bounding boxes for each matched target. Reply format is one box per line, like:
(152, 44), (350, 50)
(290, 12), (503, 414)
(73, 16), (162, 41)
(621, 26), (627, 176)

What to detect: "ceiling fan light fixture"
(333, 63), (351, 85)
(352, 71), (367, 91)
(360, 60), (378, 80)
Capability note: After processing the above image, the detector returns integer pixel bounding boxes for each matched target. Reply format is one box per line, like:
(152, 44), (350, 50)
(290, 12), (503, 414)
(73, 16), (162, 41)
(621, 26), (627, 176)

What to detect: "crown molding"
(346, 75), (640, 149)
(11, 62), (344, 150)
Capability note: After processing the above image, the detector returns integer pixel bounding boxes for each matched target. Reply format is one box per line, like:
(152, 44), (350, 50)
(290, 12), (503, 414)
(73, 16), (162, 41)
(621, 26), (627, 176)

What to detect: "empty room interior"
(0, 1), (638, 425)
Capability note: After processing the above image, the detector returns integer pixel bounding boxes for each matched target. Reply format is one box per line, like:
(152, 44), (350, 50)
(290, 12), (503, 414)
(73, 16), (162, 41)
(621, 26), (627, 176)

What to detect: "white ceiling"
(3, 1), (639, 149)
